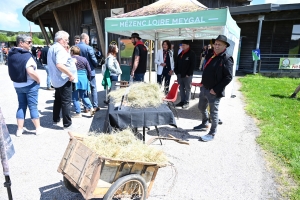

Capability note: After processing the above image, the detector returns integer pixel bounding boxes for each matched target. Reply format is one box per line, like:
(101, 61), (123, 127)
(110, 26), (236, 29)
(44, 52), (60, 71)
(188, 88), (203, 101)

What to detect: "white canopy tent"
(104, 0), (240, 97)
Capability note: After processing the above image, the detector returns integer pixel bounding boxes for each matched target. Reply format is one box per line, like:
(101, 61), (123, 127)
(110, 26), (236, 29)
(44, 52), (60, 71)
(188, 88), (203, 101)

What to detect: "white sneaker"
(90, 109), (95, 116)
(35, 127), (45, 135)
(16, 129), (24, 137)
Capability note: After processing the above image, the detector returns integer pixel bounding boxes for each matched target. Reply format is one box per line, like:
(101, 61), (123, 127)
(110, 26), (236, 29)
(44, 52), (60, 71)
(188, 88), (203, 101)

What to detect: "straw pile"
(82, 129), (168, 165)
(109, 82), (165, 108)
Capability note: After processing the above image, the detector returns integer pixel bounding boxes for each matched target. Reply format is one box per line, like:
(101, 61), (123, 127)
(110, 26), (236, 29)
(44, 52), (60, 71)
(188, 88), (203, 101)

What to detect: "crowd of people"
(7, 30), (236, 142)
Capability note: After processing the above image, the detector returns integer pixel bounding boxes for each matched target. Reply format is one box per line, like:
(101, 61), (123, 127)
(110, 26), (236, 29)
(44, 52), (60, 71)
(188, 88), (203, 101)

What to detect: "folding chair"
(163, 82), (180, 119)
(191, 82), (203, 99)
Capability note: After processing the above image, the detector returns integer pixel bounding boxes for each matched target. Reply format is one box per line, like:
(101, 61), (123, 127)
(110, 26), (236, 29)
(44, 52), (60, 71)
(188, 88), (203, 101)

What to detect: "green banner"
(279, 58), (300, 69)
(105, 9), (227, 32)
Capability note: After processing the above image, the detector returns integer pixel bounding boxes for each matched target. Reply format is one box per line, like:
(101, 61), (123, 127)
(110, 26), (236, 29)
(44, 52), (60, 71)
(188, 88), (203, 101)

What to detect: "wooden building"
(230, 3), (300, 73)
(23, 0), (252, 68)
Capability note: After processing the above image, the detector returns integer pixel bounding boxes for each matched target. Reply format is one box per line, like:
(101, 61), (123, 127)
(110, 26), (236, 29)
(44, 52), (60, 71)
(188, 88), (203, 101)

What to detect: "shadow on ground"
(39, 181), (104, 200)
(270, 94), (300, 101)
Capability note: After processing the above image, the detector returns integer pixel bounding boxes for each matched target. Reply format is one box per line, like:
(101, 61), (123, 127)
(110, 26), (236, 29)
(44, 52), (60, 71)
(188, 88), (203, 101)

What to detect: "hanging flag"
(0, 107), (15, 176)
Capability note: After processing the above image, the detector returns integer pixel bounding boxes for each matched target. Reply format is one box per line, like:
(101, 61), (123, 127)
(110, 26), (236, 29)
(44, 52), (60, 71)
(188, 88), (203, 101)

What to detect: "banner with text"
(279, 58), (300, 69)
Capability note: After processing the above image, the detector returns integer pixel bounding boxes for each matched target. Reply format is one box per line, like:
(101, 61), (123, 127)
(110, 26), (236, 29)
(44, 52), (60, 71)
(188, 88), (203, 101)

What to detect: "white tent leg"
(105, 32), (108, 102)
(154, 32), (158, 83)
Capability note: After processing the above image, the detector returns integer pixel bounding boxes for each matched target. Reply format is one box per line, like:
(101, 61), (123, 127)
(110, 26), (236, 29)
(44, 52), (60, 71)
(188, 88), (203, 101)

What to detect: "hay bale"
(82, 129), (168, 165)
(109, 82), (165, 108)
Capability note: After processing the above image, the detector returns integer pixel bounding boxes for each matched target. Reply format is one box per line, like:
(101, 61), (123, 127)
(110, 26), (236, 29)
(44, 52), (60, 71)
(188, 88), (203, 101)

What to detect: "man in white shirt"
(47, 31), (77, 129)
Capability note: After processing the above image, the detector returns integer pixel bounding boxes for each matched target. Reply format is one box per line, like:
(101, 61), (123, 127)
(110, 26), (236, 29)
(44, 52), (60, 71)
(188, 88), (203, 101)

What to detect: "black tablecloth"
(103, 103), (177, 133)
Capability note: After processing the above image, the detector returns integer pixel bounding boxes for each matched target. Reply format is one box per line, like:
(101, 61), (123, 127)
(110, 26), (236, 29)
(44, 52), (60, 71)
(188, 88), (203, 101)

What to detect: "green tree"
(32, 36), (44, 45)
(0, 34), (8, 42)
(6, 31), (14, 36)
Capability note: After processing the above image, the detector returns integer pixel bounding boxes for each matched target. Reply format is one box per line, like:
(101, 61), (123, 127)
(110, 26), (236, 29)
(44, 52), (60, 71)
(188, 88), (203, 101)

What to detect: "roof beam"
(32, 0), (80, 20)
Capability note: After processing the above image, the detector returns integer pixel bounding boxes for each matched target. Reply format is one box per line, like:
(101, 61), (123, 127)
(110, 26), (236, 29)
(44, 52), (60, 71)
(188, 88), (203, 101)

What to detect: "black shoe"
(175, 102), (184, 107)
(193, 124), (210, 131)
(182, 102), (189, 109)
(290, 93), (297, 98)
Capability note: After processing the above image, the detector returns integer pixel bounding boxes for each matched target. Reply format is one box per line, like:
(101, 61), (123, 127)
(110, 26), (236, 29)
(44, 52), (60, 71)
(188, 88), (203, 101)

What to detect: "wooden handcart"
(57, 132), (167, 200)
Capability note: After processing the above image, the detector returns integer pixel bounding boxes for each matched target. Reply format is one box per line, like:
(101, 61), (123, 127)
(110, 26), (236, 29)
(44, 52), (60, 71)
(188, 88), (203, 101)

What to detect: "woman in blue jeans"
(70, 46), (94, 118)
(106, 44), (122, 82)
(7, 34), (42, 136)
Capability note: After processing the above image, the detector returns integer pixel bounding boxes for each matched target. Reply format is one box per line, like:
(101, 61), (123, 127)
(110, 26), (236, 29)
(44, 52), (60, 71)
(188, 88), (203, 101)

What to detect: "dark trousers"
(157, 73), (171, 95)
(198, 87), (221, 135)
(110, 75), (119, 81)
(53, 81), (72, 127)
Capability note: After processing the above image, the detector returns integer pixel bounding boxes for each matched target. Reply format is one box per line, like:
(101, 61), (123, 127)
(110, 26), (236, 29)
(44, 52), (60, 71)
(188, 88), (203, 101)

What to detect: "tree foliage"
(32, 36), (44, 45)
(0, 34), (8, 42)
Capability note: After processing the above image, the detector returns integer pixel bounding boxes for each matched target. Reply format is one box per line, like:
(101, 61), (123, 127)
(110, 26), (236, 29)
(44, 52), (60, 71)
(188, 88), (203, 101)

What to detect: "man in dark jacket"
(130, 33), (147, 82)
(194, 35), (233, 142)
(76, 33), (100, 112)
(174, 40), (196, 109)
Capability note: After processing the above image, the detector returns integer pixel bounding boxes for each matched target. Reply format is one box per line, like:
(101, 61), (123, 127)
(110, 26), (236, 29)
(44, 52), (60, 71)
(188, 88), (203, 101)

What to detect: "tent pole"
(149, 40), (152, 83)
(154, 32), (158, 82)
(105, 32), (108, 56)
(105, 31), (108, 102)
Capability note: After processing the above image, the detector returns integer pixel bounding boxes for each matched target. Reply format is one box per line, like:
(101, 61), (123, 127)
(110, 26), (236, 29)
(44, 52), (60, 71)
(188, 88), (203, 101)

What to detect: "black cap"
(129, 33), (141, 40)
(213, 35), (230, 47)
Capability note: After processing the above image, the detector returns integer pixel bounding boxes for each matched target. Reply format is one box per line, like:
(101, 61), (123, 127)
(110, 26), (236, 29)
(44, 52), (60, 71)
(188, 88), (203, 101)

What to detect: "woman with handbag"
(70, 46), (94, 117)
(106, 44), (122, 82)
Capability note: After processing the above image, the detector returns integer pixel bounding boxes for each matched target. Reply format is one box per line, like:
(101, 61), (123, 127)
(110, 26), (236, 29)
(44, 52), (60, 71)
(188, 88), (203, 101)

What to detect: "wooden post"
(38, 18), (50, 45)
(48, 27), (54, 42)
(53, 10), (63, 31)
(90, 0), (106, 55)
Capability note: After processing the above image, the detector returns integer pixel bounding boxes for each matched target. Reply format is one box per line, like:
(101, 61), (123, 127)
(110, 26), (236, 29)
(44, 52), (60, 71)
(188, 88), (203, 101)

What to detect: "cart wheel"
(103, 174), (147, 200)
(63, 176), (80, 193)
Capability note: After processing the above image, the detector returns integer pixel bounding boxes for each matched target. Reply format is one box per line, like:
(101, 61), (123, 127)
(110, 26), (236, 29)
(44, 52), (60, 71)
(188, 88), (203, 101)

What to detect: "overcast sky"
(0, 0), (300, 32)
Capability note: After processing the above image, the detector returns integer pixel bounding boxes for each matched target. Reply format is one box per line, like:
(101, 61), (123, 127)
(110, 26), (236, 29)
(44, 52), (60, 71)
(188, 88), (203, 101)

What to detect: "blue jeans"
(110, 75), (119, 81)
(198, 87), (221, 135)
(134, 73), (145, 82)
(90, 76), (98, 108)
(15, 82), (40, 119)
(72, 89), (93, 113)
(43, 64), (51, 88)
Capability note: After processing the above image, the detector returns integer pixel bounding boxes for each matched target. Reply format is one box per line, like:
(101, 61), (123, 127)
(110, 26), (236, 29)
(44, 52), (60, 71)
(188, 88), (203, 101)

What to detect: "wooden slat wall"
(238, 21), (294, 71)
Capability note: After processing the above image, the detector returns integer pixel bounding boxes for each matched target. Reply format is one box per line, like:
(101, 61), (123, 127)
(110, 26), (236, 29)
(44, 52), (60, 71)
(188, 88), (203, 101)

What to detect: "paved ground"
(0, 64), (280, 200)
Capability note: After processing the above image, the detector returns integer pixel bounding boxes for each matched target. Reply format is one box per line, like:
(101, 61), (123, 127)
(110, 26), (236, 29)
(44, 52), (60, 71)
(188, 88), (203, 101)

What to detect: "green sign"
(105, 9), (227, 32)
(279, 58), (300, 69)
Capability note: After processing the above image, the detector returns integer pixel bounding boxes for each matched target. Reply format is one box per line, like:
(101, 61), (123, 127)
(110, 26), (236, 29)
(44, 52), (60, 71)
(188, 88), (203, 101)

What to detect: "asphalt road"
(0, 64), (280, 200)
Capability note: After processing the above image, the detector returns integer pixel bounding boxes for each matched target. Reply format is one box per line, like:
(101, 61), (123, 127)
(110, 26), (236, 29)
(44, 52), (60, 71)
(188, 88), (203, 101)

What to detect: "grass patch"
(239, 74), (300, 199)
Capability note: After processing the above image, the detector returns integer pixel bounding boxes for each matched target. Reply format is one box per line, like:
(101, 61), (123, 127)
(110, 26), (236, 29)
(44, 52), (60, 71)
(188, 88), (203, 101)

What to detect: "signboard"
(0, 108), (15, 176)
(279, 58), (300, 69)
(111, 8), (124, 17)
(252, 49), (260, 61)
(120, 39), (134, 58)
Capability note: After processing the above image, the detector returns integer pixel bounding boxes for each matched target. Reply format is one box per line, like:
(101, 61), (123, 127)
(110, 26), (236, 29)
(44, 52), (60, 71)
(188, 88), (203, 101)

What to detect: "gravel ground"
(0, 64), (280, 200)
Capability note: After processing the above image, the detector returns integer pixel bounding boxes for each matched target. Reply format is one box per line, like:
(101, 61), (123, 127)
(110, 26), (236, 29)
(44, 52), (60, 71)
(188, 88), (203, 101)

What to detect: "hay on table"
(109, 82), (165, 108)
(82, 129), (168, 165)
